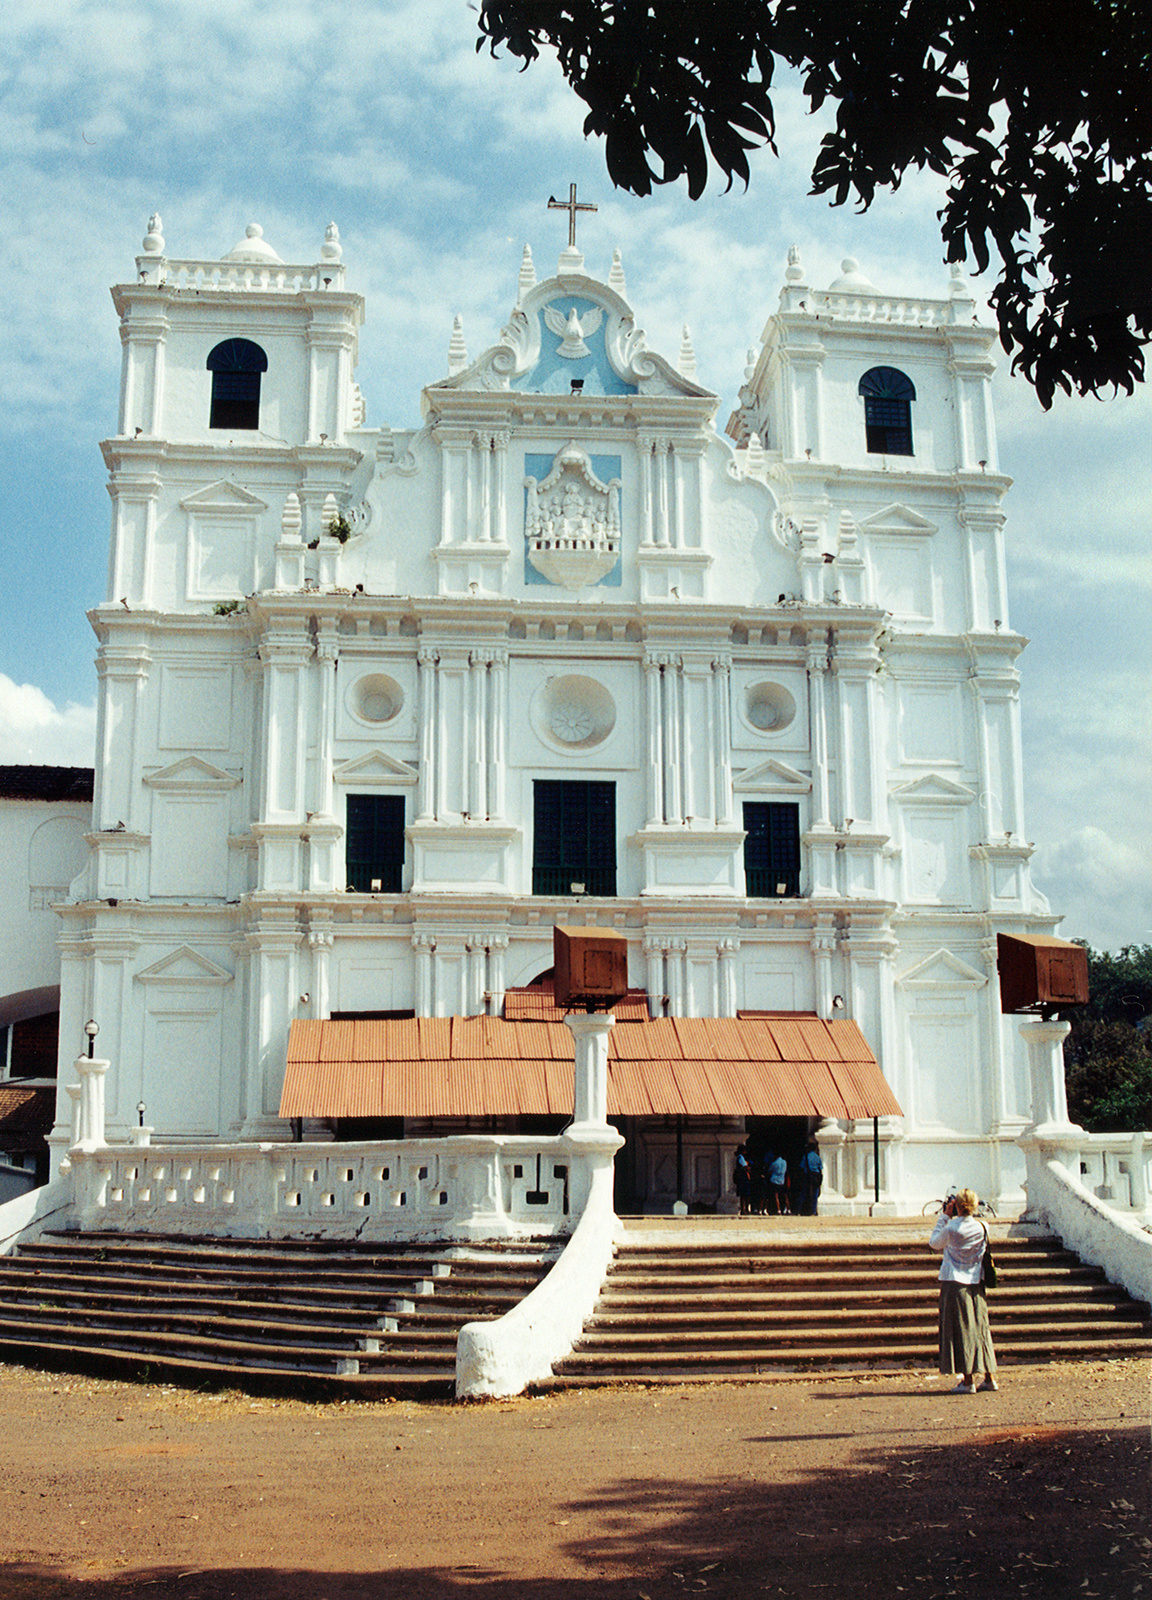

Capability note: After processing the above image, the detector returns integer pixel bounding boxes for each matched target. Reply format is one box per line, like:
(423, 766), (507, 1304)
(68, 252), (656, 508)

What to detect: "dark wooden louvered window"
(207, 338), (268, 430)
(346, 795), (405, 892)
(533, 780), (616, 897)
(859, 366), (915, 456)
(743, 802), (801, 898)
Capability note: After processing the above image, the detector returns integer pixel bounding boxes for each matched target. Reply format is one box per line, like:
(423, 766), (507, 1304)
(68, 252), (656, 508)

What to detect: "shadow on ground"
(2, 1414), (1146, 1600)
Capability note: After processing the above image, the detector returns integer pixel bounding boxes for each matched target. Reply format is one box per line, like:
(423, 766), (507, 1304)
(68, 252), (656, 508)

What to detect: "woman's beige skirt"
(938, 1281), (997, 1375)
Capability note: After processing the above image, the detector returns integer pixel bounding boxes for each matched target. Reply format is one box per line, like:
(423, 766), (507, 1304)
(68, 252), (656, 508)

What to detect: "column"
(666, 940), (686, 1016)
(473, 431), (492, 542)
(493, 430), (511, 546)
(644, 658), (664, 825)
(308, 921), (333, 1019)
(717, 939), (739, 1017)
(468, 650), (489, 819)
(413, 933), (435, 1016)
(416, 647), (437, 821)
(75, 1056), (111, 1150)
(488, 934), (508, 1016)
(807, 638), (832, 827)
(712, 656), (734, 826)
(811, 922), (836, 1019)
(566, 1011), (615, 1128)
(654, 437), (671, 546)
(670, 442), (686, 549)
(488, 648), (508, 820)
(664, 657), (683, 825)
(638, 435), (655, 545)
(644, 938), (665, 1018)
(465, 938), (485, 1015)
(1019, 1019), (1076, 1133)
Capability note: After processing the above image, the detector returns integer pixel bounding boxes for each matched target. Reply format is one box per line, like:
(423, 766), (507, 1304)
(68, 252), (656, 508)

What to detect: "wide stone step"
(4, 1255), (543, 1297)
(0, 1282), (512, 1330)
(0, 1312), (452, 1376)
(589, 1296), (1147, 1329)
(0, 1333), (456, 1397)
(0, 1263), (539, 1310)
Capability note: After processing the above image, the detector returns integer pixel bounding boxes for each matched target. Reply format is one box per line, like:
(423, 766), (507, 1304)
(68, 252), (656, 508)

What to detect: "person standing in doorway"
(797, 1139), (823, 1215)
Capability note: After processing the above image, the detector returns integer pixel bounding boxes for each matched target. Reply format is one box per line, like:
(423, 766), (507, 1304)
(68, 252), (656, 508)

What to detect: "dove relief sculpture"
(543, 303), (604, 360)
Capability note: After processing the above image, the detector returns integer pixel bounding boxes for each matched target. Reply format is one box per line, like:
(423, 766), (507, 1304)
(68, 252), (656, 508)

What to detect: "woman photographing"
(929, 1188), (998, 1393)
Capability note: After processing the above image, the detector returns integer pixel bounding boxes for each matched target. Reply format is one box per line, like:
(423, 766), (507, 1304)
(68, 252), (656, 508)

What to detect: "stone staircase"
(0, 1231), (557, 1398)
(548, 1220), (1152, 1385)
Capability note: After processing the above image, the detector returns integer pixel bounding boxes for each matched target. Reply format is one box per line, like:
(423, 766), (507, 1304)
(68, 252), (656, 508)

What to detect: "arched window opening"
(858, 366), (915, 456)
(207, 338), (268, 430)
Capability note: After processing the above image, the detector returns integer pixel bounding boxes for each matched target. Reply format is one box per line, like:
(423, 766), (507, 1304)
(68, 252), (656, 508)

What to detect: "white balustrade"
(1025, 1128), (1151, 1215)
(149, 260), (342, 294)
(64, 1134), (593, 1243)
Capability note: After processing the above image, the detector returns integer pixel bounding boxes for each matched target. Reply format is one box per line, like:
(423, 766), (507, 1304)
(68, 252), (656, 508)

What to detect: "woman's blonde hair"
(954, 1188), (979, 1216)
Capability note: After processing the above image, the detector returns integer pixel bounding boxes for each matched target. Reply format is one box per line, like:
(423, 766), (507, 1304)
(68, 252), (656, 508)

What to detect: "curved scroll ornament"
(525, 442), (621, 591)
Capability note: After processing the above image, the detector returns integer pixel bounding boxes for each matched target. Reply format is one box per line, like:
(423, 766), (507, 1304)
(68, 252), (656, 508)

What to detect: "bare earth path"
(0, 1358), (1147, 1600)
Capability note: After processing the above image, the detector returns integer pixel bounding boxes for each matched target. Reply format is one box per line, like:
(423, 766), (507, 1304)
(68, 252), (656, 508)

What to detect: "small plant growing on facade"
(212, 599), (244, 616)
(329, 513), (353, 544)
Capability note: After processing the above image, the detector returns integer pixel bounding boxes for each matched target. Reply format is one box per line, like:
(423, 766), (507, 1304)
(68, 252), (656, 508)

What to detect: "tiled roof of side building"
(0, 766), (94, 802)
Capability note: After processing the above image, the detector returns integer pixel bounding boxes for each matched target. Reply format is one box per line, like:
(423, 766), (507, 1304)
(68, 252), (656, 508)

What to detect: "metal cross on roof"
(548, 183), (597, 249)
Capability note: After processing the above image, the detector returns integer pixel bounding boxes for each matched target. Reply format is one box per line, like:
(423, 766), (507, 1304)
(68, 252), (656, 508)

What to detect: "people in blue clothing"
(797, 1139), (823, 1215)
(766, 1150), (789, 1214)
(733, 1143), (752, 1215)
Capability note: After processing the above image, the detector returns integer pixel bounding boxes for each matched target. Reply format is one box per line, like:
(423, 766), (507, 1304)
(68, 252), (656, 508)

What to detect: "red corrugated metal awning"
(279, 1010), (901, 1121)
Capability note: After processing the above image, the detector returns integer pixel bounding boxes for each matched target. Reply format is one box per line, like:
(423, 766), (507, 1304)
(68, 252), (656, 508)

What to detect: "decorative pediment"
(733, 758), (811, 794)
(333, 751), (418, 786)
(144, 757), (241, 791)
(859, 503), (936, 538)
(890, 773), (976, 804)
(898, 948), (987, 989)
(180, 480), (268, 513)
(427, 256), (717, 409)
(136, 945), (234, 986)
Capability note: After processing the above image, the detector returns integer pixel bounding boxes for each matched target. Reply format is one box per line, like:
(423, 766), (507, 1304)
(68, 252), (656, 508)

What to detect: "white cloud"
(1032, 826), (1152, 951)
(0, 676), (96, 767)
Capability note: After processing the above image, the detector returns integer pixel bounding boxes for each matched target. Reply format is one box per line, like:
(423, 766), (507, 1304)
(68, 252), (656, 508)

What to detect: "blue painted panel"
(523, 452), (623, 588)
(512, 297), (637, 396)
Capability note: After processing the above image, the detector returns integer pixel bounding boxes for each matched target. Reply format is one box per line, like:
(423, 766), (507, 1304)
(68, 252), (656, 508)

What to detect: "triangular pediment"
(898, 948), (986, 989)
(136, 945), (234, 986)
(891, 773), (975, 804)
(144, 757), (241, 791)
(333, 751), (418, 786)
(180, 480), (268, 513)
(859, 503), (936, 537)
(733, 758), (811, 794)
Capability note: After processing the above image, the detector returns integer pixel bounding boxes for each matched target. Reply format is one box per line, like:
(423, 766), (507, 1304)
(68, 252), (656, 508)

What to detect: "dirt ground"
(0, 1357), (1147, 1600)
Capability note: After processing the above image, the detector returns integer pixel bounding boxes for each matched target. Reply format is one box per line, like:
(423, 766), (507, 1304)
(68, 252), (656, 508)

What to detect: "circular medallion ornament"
(744, 681), (797, 734)
(351, 673), (403, 724)
(531, 674), (616, 752)
(550, 702), (595, 742)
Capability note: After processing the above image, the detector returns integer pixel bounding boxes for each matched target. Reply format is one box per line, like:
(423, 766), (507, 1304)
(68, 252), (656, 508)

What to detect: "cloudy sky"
(1, 0), (1148, 950)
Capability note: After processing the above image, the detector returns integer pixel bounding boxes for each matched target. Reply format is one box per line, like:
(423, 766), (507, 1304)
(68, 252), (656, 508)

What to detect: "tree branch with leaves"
(479, 0), (1152, 406)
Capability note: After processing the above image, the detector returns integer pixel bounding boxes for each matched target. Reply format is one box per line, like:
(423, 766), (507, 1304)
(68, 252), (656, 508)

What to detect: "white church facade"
(51, 212), (1058, 1213)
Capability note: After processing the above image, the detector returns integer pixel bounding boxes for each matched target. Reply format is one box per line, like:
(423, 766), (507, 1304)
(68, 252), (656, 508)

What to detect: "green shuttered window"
(346, 794), (405, 893)
(743, 801), (801, 898)
(533, 780), (616, 897)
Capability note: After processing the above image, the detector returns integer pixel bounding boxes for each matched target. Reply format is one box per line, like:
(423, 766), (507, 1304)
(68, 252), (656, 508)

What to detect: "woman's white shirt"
(929, 1213), (986, 1284)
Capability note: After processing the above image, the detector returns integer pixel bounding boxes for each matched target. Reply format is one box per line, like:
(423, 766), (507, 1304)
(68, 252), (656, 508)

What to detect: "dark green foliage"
(478, 0), (1152, 406)
(1062, 946), (1152, 1131)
